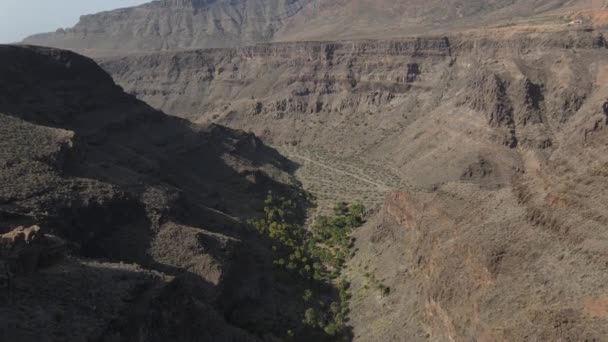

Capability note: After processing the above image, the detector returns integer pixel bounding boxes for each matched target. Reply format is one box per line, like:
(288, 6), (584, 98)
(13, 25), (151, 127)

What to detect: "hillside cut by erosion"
(99, 27), (608, 341)
(22, 0), (608, 56)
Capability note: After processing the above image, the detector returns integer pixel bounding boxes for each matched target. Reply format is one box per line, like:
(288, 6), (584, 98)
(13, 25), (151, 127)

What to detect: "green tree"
(333, 202), (349, 215)
(303, 289), (313, 302)
(324, 323), (338, 336)
(250, 195), (367, 340)
(303, 308), (317, 327)
(329, 301), (340, 315)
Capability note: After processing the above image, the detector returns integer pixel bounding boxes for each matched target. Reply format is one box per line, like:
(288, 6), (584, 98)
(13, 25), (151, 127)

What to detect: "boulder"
(0, 225), (65, 275)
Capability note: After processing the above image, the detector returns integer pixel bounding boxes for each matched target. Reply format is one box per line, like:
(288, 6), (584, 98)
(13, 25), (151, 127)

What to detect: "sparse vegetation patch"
(250, 193), (365, 340)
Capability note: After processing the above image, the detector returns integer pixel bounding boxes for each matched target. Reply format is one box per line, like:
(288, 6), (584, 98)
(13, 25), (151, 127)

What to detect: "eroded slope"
(21, 0), (604, 56)
(23, 0), (311, 56)
(100, 28), (608, 341)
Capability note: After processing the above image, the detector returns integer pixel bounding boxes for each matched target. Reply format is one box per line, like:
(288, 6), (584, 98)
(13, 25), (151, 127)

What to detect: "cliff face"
(0, 45), (308, 341)
(21, 0), (601, 56)
(99, 28), (608, 340)
(23, 0), (310, 55)
(101, 29), (607, 187)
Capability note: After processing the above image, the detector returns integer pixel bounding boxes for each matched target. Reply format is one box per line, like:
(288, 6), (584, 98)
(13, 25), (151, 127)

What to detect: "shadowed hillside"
(0, 45), (341, 341)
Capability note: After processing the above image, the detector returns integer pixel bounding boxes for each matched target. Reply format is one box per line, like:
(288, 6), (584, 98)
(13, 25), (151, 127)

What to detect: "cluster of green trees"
(310, 202), (364, 275)
(301, 277), (352, 337)
(252, 194), (320, 279)
(250, 193), (365, 339)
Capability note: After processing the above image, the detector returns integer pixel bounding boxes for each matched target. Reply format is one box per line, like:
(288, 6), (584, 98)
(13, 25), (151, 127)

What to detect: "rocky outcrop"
(0, 226), (42, 247)
(0, 226), (65, 276)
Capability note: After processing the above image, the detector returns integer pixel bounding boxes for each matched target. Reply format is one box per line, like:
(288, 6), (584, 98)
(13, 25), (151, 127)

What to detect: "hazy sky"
(0, 0), (149, 43)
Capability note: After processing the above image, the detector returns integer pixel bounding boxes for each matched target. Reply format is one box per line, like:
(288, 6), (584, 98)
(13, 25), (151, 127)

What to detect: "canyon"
(98, 27), (608, 340)
(3, 0), (608, 341)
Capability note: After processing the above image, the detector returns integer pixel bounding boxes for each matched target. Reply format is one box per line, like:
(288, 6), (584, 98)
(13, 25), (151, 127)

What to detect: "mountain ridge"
(23, 0), (311, 56)
(22, 0), (603, 56)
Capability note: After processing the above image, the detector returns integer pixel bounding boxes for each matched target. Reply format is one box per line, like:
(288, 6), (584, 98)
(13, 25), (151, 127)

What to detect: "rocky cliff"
(101, 28), (607, 186)
(23, 0), (311, 56)
(22, 0), (603, 56)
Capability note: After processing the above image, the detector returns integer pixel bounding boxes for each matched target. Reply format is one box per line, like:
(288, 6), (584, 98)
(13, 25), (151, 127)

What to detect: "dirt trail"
(285, 152), (392, 191)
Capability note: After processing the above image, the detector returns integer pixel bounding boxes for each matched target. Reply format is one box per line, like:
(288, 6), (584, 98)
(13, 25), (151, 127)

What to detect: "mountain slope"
(23, 0), (310, 56)
(0, 44), (317, 341)
(275, 0), (598, 41)
(22, 0), (601, 56)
